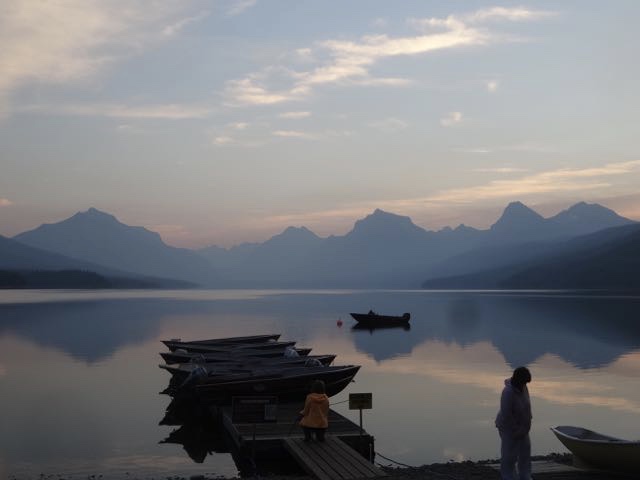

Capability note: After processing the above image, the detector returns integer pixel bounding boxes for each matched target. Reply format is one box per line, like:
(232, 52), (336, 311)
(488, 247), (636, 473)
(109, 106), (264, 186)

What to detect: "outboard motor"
(189, 353), (206, 364)
(284, 346), (299, 358)
(304, 358), (322, 367)
(178, 365), (208, 390)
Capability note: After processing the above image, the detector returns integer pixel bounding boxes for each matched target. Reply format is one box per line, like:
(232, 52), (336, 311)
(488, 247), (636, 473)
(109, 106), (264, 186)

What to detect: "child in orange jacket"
(299, 379), (329, 442)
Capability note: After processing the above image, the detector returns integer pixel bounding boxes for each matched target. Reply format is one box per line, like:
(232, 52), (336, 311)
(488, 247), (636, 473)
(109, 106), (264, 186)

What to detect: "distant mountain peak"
(491, 201), (544, 231)
(350, 208), (427, 239)
(550, 201), (635, 226)
(263, 225), (321, 248)
(74, 207), (118, 222)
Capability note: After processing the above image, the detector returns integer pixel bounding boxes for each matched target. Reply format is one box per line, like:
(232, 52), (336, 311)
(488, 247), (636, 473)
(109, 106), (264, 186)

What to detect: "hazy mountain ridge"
(0, 235), (193, 289)
(14, 208), (216, 285)
(198, 201), (635, 287)
(422, 223), (640, 289)
(8, 201), (637, 288)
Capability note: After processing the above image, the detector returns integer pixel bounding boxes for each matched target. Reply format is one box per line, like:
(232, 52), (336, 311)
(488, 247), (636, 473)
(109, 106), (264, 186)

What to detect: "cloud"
(225, 77), (304, 106)
(257, 160), (640, 230)
(226, 0), (257, 17)
(19, 102), (212, 120)
(229, 122), (249, 130)
(487, 79), (499, 92)
(212, 135), (234, 145)
(453, 142), (556, 154)
(464, 6), (557, 23)
(162, 11), (209, 36)
(369, 117), (409, 132)
(371, 18), (388, 29)
(271, 129), (352, 141)
(0, 1), (200, 116)
(0, 198), (13, 207)
(425, 160), (640, 204)
(225, 6), (555, 106)
(272, 130), (315, 139)
(473, 167), (529, 173)
(440, 111), (463, 127)
(279, 111), (311, 119)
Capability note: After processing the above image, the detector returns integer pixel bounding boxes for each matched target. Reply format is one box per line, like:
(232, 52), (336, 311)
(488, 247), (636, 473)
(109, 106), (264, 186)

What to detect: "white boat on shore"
(551, 425), (640, 473)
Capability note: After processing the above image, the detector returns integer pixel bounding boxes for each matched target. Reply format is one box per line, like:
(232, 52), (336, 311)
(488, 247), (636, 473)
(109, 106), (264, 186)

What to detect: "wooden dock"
(220, 403), (380, 477)
(284, 436), (386, 480)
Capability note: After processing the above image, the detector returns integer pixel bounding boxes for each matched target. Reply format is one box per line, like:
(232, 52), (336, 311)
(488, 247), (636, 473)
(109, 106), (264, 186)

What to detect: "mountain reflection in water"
(1, 289), (640, 478)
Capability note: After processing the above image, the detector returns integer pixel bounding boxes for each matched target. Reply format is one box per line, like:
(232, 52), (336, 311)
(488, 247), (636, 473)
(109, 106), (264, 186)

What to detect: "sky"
(1, 0), (639, 248)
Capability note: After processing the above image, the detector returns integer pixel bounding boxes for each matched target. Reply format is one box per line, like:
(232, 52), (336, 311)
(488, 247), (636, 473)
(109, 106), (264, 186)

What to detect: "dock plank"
(316, 438), (381, 477)
(284, 437), (386, 480)
(285, 438), (336, 480)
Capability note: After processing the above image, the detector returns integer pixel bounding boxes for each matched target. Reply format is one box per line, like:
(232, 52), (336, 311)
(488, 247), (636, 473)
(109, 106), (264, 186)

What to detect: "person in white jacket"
(495, 366), (532, 480)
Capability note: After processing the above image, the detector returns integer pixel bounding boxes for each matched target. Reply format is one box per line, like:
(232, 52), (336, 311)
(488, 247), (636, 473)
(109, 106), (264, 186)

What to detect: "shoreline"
(16, 453), (638, 480)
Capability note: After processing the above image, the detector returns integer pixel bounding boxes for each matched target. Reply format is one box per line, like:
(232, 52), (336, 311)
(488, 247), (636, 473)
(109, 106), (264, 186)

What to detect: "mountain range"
(2, 201), (637, 289)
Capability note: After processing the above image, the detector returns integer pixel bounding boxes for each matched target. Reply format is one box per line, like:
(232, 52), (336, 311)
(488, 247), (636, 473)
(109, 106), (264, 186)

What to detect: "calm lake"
(1, 289), (640, 479)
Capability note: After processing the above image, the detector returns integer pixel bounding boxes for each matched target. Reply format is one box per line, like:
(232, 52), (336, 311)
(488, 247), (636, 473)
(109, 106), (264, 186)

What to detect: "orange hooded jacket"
(299, 392), (329, 429)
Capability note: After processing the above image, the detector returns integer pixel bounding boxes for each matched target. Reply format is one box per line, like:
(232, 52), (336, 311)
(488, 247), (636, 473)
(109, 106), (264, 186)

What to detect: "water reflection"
(2, 292), (639, 369)
(2, 290), (640, 477)
(160, 424), (230, 464)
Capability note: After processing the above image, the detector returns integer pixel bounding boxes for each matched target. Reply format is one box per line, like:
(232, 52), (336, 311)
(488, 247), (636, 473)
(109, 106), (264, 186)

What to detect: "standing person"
(495, 366), (533, 480)
(299, 379), (329, 442)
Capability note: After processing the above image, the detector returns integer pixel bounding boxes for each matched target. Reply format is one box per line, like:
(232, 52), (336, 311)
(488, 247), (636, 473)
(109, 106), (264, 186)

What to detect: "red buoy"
(337, 318), (343, 327)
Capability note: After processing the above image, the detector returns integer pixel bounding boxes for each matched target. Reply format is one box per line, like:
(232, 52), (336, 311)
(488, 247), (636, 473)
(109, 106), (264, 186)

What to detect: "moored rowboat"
(159, 354), (337, 377)
(160, 346), (312, 365)
(551, 425), (640, 473)
(194, 364), (360, 402)
(163, 340), (296, 354)
(162, 333), (280, 349)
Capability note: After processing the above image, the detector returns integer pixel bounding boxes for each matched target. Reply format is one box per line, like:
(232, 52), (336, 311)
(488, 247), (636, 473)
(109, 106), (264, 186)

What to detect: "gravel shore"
(10, 454), (637, 480)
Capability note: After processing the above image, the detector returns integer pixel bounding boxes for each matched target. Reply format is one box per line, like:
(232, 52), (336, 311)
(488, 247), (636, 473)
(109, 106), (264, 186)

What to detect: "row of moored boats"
(159, 334), (360, 403)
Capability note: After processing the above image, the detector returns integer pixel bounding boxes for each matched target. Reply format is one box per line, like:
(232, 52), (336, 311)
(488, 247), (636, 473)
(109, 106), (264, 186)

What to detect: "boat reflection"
(160, 423), (230, 463)
(351, 323), (411, 333)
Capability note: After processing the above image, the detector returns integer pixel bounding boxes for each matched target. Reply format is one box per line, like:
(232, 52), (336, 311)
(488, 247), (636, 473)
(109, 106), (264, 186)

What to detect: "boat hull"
(160, 354), (337, 378)
(551, 425), (640, 473)
(160, 347), (312, 365)
(161, 334), (280, 350)
(193, 365), (360, 403)
(350, 312), (410, 326)
(163, 340), (296, 354)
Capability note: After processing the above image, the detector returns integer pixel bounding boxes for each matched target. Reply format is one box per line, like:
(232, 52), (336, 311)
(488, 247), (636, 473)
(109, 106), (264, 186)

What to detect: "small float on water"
(551, 425), (640, 473)
(350, 310), (410, 327)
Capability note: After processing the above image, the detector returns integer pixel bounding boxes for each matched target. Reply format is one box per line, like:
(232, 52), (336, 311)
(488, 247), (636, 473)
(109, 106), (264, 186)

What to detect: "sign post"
(349, 392), (372, 436)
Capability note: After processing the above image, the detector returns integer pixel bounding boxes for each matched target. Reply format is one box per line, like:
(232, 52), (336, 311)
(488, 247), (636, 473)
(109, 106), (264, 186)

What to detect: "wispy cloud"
(162, 11), (209, 36)
(440, 111), (463, 127)
(425, 160), (640, 204)
(272, 129), (352, 141)
(371, 18), (388, 29)
(369, 117), (409, 132)
(464, 6), (557, 23)
(272, 130), (315, 139)
(257, 160), (640, 228)
(473, 167), (529, 173)
(225, 6), (556, 106)
(0, 1), (201, 116)
(19, 102), (212, 120)
(0, 198), (13, 207)
(453, 142), (557, 154)
(212, 135), (235, 145)
(226, 0), (257, 17)
(279, 111), (312, 119)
